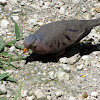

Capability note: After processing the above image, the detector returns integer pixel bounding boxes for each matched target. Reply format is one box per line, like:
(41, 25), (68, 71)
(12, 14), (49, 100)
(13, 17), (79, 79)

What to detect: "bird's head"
(23, 34), (39, 53)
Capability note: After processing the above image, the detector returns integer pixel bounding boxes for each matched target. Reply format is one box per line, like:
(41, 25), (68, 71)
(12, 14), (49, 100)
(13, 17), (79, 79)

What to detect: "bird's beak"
(23, 48), (28, 54)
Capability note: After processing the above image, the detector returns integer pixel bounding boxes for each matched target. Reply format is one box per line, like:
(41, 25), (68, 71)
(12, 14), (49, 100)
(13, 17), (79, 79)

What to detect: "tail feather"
(86, 18), (100, 30)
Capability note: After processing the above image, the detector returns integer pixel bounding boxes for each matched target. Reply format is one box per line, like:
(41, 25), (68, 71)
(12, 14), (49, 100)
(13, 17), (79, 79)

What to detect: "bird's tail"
(86, 18), (100, 30)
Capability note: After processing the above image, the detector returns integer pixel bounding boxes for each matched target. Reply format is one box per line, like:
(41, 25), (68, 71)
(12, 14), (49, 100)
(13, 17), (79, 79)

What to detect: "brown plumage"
(24, 18), (100, 54)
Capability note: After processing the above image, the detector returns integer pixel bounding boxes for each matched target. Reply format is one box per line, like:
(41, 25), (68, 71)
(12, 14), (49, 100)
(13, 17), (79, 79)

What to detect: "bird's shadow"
(25, 42), (100, 63)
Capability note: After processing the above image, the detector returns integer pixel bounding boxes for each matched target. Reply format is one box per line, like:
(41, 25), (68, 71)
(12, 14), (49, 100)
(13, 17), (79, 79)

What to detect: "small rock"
(27, 19), (37, 25)
(48, 71), (56, 79)
(72, 0), (80, 4)
(0, 84), (7, 95)
(6, 69), (13, 75)
(11, 15), (19, 22)
(51, 2), (56, 7)
(0, 0), (7, 5)
(26, 96), (35, 100)
(55, 90), (63, 97)
(12, 9), (22, 13)
(37, 22), (44, 26)
(21, 90), (28, 97)
(1, 19), (9, 29)
(28, 0), (33, 2)
(77, 64), (83, 71)
(39, 0), (44, 7)
(9, 0), (17, 4)
(9, 46), (16, 52)
(82, 13), (91, 20)
(68, 96), (76, 100)
(59, 54), (80, 64)
(47, 95), (52, 100)
(59, 64), (71, 73)
(59, 7), (65, 14)
(56, 71), (69, 81)
(34, 89), (45, 99)
(59, 57), (68, 63)
(82, 7), (86, 12)
(81, 55), (89, 60)
(91, 91), (98, 97)
(82, 92), (88, 99)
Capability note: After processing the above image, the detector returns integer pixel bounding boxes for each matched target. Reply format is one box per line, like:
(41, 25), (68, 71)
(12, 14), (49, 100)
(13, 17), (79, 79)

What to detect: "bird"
(24, 18), (100, 55)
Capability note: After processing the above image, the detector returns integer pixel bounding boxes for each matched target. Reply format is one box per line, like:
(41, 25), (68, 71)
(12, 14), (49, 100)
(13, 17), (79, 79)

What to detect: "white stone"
(12, 9), (21, 13)
(27, 19), (37, 25)
(82, 13), (91, 20)
(81, 55), (89, 60)
(59, 64), (71, 73)
(48, 71), (56, 79)
(6, 69), (13, 75)
(91, 91), (98, 97)
(59, 7), (65, 14)
(0, 0), (6, 4)
(9, 46), (16, 52)
(72, 0), (80, 4)
(55, 90), (63, 97)
(77, 65), (83, 71)
(59, 57), (67, 63)
(47, 95), (52, 100)
(26, 96), (35, 100)
(1, 19), (9, 29)
(56, 71), (69, 81)
(37, 22), (44, 26)
(11, 15), (19, 22)
(21, 90), (28, 97)
(0, 84), (7, 95)
(28, 0), (33, 2)
(68, 96), (76, 100)
(82, 7), (86, 12)
(34, 89), (45, 99)
(9, 0), (17, 4)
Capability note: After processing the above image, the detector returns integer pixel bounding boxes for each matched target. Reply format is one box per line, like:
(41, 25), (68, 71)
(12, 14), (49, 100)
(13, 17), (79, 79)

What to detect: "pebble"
(91, 91), (98, 97)
(0, 84), (7, 95)
(82, 13), (91, 20)
(56, 71), (69, 81)
(11, 15), (19, 22)
(68, 96), (76, 100)
(47, 95), (52, 100)
(81, 55), (89, 60)
(27, 19), (37, 25)
(1, 19), (9, 29)
(51, 2), (56, 7)
(34, 89), (45, 99)
(21, 90), (28, 97)
(9, 0), (17, 4)
(82, 7), (86, 12)
(9, 46), (16, 52)
(48, 71), (56, 79)
(26, 96), (35, 100)
(77, 64), (83, 71)
(55, 90), (63, 97)
(0, 0), (6, 5)
(59, 54), (80, 64)
(12, 9), (22, 13)
(59, 57), (68, 63)
(59, 7), (65, 14)
(37, 22), (44, 26)
(28, 0), (33, 2)
(59, 64), (71, 73)
(72, 0), (80, 4)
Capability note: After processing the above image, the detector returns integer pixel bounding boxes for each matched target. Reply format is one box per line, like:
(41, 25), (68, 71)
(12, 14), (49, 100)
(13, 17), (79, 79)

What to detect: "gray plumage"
(24, 18), (100, 54)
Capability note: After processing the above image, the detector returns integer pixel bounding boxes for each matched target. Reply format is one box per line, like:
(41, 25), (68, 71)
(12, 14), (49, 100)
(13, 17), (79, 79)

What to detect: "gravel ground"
(0, 0), (100, 100)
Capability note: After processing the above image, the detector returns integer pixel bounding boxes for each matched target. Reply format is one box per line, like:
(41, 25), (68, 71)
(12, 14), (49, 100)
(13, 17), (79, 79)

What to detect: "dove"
(24, 18), (100, 55)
